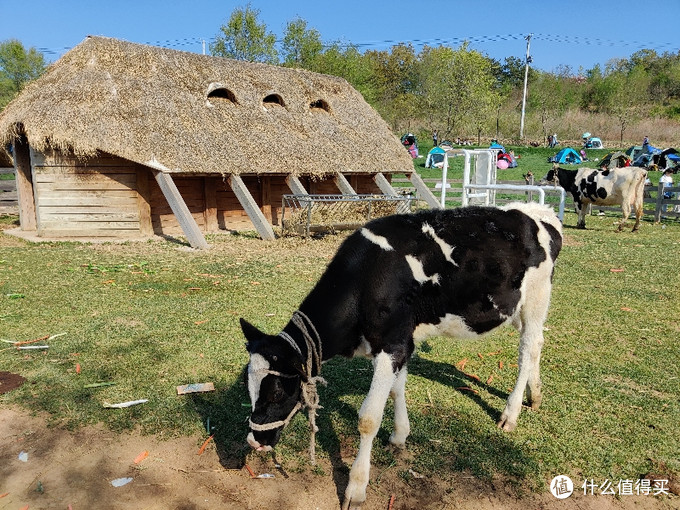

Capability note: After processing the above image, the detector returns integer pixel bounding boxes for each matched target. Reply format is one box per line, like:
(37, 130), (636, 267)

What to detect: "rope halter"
(248, 310), (326, 464)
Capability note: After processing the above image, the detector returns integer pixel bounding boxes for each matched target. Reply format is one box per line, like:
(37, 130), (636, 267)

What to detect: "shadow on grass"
(190, 354), (541, 501)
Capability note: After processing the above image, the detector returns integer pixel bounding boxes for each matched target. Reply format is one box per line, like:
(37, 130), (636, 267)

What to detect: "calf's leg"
(618, 200), (632, 232)
(343, 351), (396, 510)
(498, 273), (551, 431)
(388, 367), (410, 447)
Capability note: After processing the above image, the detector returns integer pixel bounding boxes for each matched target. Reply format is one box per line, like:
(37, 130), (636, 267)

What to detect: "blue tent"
(425, 146), (447, 168)
(549, 147), (582, 164)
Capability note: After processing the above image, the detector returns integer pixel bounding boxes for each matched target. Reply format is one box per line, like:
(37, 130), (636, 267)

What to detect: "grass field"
(1, 201), (678, 496)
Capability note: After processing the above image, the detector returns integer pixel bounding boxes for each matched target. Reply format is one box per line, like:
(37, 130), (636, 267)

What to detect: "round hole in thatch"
(310, 99), (331, 113)
(207, 87), (237, 104)
(263, 94), (285, 108)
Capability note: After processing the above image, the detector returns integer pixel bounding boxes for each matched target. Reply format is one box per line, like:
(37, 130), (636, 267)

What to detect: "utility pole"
(519, 33), (533, 141)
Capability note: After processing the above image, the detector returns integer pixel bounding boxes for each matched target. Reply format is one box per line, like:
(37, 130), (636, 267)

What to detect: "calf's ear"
(240, 318), (263, 349)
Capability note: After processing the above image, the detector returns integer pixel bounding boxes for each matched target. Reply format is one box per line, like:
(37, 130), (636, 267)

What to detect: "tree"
(0, 39), (46, 109)
(363, 44), (419, 129)
(281, 18), (323, 69)
(418, 44), (499, 141)
(210, 5), (278, 64)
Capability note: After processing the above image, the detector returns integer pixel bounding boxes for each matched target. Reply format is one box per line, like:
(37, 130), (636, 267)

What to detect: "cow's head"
(241, 318), (306, 451)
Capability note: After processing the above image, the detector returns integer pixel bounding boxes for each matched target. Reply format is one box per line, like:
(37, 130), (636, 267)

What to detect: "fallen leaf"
(620, 307), (633, 312)
(455, 358), (468, 370)
(75, 363), (81, 374)
(197, 434), (214, 455)
(456, 386), (478, 394)
(486, 374), (494, 384)
(133, 450), (149, 464)
(610, 268), (624, 273)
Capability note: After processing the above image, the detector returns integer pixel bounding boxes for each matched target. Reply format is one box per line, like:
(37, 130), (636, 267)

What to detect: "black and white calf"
(241, 202), (562, 510)
(543, 164), (647, 231)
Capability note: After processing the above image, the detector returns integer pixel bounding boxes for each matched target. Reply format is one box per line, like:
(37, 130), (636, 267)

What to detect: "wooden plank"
(407, 172), (441, 209)
(286, 175), (308, 195)
(40, 220), (141, 230)
(38, 228), (143, 238)
(37, 197), (140, 207)
(136, 167), (153, 235)
(204, 176), (218, 232)
(373, 172), (398, 197)
(153, 171), (209, 249)
(261, 176), (272, 222)
(36, 189), (138, 198)
(40, 212), (140, 222)
(227, 174), (276, 240)
(13, 138), (37, 230)
(334, 173), (357, 195)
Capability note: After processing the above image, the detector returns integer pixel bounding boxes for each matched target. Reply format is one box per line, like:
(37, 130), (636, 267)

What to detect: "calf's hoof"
(342, 490), (366, 510)
(496, 413), (517, 432)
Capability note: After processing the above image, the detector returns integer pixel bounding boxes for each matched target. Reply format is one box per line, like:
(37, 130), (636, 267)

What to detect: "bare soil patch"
(1, 407), (676, 510)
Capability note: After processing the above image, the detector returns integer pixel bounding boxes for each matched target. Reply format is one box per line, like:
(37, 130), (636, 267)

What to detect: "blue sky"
(3, 0), (679, 73)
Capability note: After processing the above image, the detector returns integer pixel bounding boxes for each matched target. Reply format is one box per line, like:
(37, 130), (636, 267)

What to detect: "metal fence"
(281, 194), (419, 236)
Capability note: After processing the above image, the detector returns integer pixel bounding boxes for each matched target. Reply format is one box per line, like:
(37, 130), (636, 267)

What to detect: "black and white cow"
(241, 202), (562, 510)
(543, 164), (647, 231)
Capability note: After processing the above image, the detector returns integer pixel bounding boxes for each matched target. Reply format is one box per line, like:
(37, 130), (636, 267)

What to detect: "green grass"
(1, 185), (679, 494)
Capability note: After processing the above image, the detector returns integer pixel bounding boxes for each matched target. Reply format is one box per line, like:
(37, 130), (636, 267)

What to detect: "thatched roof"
(0, 36), (413, 176)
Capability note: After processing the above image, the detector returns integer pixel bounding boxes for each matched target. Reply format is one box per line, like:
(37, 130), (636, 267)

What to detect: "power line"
(35, 32), (680, 61)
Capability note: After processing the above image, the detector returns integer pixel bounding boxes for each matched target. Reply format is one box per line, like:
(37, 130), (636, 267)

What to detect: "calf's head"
(241, 318), (306, 451)
(541, 164), (560, 185)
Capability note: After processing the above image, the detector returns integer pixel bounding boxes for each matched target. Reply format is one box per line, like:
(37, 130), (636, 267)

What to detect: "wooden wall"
(29, 150), (385, 237)
(31, 151), (148, 237)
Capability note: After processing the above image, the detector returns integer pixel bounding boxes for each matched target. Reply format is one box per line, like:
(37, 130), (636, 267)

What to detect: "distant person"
(432, 130), (438, 147)
(660, 168), (674, 217)
(547, 134), (553, 148)
(552, 133), (558, 147)
(643, 135), (649, 146)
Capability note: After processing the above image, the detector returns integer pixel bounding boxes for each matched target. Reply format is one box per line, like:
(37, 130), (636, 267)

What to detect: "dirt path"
(1, 407), (677, 510)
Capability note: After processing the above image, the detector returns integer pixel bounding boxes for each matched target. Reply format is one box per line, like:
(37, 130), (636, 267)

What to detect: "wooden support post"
(204, 176), (218, 232)
(286, 175), (308, 195)
(136, 167), (153, 235)
(260, 176), (272, 222)
(228, 174), (276, 240)
(373, 172), (398, 197)
(334, 173), (357, 195)
(12, 138), (37, 231)
(153, 171), (209, 249)
(407, 172), (441, 209)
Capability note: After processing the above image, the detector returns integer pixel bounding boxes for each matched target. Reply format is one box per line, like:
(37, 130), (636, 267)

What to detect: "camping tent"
(589, 137), (604, 149)
(625, 146), (644, 162)
(425, 146), (447, 168)
(599, 151), (631, 169)
(549, 147), (582, 164)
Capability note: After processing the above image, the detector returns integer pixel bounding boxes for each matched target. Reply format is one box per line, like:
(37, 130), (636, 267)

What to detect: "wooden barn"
(0, 36), (420, 248)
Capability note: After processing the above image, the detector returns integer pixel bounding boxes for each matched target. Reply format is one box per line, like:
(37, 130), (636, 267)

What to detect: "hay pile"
(283, 195), (412, 235)
(0, 36), (413, 177)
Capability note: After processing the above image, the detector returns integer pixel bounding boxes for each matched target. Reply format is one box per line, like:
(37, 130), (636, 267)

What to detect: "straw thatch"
(0, 36), (413, 176)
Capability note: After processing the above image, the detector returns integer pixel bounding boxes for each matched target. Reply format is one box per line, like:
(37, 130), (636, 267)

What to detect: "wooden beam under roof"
(153, 171), (209, 249)
(228, 174), (276, 240)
